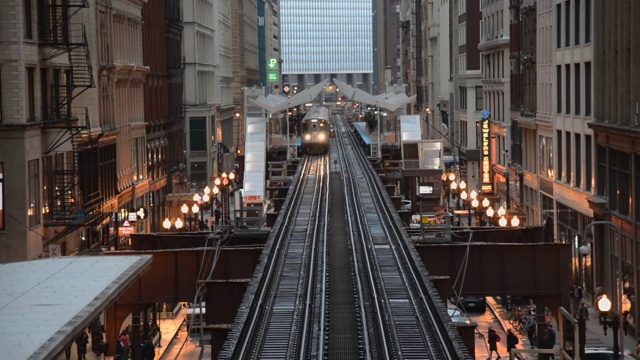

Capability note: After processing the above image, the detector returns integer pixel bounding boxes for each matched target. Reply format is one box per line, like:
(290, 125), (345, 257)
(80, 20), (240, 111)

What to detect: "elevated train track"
(221, 114), (469, 359)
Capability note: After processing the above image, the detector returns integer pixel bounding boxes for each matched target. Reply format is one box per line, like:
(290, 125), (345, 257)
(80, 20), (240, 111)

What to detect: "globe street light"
(586, 221), (624, 359)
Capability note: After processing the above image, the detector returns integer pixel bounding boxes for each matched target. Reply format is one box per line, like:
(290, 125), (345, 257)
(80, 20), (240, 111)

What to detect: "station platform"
(352, 121), (377, 145)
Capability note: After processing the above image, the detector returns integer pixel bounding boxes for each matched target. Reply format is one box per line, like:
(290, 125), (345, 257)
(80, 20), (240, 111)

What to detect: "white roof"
(0, 255), (152, 360)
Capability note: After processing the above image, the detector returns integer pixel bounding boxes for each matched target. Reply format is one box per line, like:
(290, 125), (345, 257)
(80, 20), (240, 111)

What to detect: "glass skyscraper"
(281, 0), (373, 75)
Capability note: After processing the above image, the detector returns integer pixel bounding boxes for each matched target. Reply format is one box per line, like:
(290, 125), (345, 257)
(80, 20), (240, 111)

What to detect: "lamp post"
(579, 243), (592, 290)
(586, 221), (624, 359)
(212, 171), (236, 227)
(599, 295), (621, 359)
(181, 201), (200, 231)
(162, 217), (184, 232)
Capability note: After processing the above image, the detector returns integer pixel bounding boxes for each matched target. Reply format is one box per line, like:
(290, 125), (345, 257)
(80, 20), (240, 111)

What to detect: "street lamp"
(212, 171), (236, 227)
(585, 221), (624, 359)
(599, 294), (621, 359)
(579, 243), (592, 290)
(181, 201), (199, 230)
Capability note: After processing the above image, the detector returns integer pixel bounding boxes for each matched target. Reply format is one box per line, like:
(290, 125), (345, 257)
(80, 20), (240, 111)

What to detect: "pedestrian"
(120, 329), (131, 360)
(506, 329), (522, 359)
(115, 340), (124, 360)
(90, 318), (104, 355)
(75, 331), (89, 360)
(578, 300), (589, 321)
(524, 312), (536, 348)
(539, 324), (556, 359)
(570, 284), (583, 316)
(204, 219), (210, 231)
(214, 208), (221, 226)
(487, 326), (502, 359)
(64, 343), (72, 359)
(141, 338), (156, 360)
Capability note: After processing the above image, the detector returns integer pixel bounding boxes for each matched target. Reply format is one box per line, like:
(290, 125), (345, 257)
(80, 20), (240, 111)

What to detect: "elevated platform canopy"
(332, 78), (416, 111)
(0, 255), (152, 359)
(248, 78), (330, 113)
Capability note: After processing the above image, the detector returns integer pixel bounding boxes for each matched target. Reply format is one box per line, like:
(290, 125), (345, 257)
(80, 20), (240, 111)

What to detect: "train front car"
(300, 106), (331, 155)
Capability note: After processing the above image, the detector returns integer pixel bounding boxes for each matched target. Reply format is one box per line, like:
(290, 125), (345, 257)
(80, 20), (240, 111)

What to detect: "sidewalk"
(487, 296), (639, 359)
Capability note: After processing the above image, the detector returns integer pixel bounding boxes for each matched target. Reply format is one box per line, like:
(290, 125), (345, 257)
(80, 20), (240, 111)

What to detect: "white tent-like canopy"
(248, 79), (329, 159)
(332, 78), (416, 111)
(248, 79), (329, 113)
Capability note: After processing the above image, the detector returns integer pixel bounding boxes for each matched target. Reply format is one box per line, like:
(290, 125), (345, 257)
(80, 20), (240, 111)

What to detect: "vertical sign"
(267, 58), (279, 83)
(480, 110), (493, 193)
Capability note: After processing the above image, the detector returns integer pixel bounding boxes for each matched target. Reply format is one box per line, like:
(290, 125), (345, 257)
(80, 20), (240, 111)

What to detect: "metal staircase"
(40, 0), (100, 226)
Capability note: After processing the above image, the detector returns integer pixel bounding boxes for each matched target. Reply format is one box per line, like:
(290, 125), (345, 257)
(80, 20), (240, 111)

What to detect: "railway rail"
(221, 114), (469, 359)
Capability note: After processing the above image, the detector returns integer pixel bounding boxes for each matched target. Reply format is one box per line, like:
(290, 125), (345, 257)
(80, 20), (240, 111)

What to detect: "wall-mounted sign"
(267, 58), (278, 70)
(480, 118), (493, 193)
(136, 207), (148, 220)
(268, 71), (279, 82)
(118, 220), (135, 237)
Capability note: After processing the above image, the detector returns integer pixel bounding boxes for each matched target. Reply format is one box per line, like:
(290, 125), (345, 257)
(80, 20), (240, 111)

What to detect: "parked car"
(454, 297), (487, 313)
(447, 304), (472, 324)
(583, 347), (634, 359)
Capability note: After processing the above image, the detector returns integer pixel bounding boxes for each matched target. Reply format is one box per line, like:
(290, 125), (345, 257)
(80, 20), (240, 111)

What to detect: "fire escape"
(40, 0), (101, 230)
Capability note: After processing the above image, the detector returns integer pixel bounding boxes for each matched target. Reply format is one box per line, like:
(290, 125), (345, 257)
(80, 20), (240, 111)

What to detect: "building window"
(585, 0), (591, 43)
(575, 64), (581, 115)
(189, 117), (207, 151)
(40, 68), (49, 120)
(565, 64), (571, 114)
(596, 145), (606, 196)
(26, 67), (36, 122)
(556, 3), (562, 48)
(24, 0), (33, 39)
(575, 133), (581, 188)
(460, 119), (468, 147)
(574, 0), (580, 45)
(585, 135), (592, 191)
(609, 149), (631, 216)
(565, 131), (571, 184)
(0, 162), (4, 230)
(28, 159), (40, 227)
(539, 135), (554, 179)
(476, 86), (484, 110)
(556, 65), (562, 113)
(190, 161), (207, 187)
(565, 1), (570, 47)
(557, 130), (563, 181)
(42, 156), (51, 221)
(585, 62), (592, 116)
(459, 86), (467, 110)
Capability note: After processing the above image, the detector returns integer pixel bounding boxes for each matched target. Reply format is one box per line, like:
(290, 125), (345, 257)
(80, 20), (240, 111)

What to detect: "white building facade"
(183, 0), (217, 188)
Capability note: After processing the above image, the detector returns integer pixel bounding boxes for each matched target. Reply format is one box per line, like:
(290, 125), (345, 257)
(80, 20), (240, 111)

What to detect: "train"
(299, 106), (332, 155)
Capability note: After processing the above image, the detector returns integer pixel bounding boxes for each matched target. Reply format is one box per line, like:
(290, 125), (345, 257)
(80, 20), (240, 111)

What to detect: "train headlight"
(318, 133), (326, 141)
(304, 134), (311, 140)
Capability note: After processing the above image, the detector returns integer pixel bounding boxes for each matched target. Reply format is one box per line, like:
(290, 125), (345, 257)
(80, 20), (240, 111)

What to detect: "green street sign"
(267, 58), (278, 70)
(268, 71), (279, 82)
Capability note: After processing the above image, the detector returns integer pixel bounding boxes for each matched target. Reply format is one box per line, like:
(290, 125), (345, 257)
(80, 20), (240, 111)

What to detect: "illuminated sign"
(267, 58), (279, 70)
(480, 118), (493, 193)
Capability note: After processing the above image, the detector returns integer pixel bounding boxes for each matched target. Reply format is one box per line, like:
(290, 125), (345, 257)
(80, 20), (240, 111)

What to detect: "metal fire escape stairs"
(40, 0), (103, 233)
